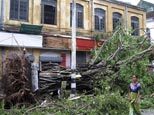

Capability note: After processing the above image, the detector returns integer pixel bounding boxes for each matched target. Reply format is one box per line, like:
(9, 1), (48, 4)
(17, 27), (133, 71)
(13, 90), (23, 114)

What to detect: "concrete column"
(0, 0), (4, 29)
(107, 5), (112, 32)
(124, 5), (128, 30)
(32, 0), (41, 25)
(59, 0), (66, 32)
(29, 0), (33, 24)
(141, 13), (146, 35)
(90, 0), (94, 33)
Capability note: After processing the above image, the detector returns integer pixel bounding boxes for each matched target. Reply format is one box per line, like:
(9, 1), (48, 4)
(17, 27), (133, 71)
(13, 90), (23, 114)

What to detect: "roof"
(138, 0), (154, 6)
(0, 31), (43, 48)
(106, 0), (145, 11)
(146, 11), (154, 19)
(137, 0), (154, 12)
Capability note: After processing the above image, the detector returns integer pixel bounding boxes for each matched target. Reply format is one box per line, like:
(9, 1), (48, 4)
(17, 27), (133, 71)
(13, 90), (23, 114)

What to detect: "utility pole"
(70, 0), (77, 98)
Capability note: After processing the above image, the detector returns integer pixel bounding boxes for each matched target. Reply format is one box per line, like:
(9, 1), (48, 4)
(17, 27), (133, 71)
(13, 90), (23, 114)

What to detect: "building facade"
(1, 0), (146, 36)
(0, 0), (146, 70)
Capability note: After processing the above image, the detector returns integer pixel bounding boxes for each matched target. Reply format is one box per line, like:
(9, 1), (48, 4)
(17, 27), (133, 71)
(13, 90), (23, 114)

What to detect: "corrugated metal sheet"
(40, 56), (62, 63)
(0, 31), (43, 48)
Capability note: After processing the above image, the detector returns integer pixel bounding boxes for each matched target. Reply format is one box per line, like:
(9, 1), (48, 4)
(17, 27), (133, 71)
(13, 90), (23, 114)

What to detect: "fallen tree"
(78, 27), (154, 95)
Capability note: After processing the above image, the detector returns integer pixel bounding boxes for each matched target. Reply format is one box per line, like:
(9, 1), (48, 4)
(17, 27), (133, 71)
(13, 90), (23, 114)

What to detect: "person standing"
(128, 75), (141, 115)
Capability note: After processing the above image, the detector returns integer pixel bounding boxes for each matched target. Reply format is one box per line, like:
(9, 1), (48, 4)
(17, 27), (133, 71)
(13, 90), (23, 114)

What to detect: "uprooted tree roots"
(2, 52), (36, 108)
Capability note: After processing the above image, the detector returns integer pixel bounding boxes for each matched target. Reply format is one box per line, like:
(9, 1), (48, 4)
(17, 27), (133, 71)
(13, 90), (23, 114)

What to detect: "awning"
(0, 31), (43, 48)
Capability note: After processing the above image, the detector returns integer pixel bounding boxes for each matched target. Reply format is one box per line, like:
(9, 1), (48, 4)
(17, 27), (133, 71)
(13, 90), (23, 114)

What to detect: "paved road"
(141, 109), (154, 115)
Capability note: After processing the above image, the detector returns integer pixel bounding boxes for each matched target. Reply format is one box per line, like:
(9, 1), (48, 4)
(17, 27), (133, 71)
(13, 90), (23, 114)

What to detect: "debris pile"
(39, 63), (94, 94)
(39, 64), (62, 94)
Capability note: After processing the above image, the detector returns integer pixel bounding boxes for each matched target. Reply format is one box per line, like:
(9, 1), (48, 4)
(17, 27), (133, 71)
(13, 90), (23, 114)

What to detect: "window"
(94, 8), (105, 31)
(113, 12), (122, 30)
(10, 0), (29, 21)
(131, 16), (139, 36)
(70, 3), (84, 28)
(41, 0), (57, 25)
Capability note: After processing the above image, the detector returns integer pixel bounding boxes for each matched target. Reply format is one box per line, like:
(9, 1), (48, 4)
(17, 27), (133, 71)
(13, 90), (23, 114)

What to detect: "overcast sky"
(117, 0), (154, 5)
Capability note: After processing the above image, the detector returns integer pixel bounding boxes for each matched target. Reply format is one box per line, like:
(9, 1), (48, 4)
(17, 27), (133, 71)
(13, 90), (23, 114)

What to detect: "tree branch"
(116, 46), (152, 66)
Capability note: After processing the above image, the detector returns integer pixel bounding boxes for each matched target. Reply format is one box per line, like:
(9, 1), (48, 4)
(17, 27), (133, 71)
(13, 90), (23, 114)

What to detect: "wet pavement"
(141, 109), (154, 115)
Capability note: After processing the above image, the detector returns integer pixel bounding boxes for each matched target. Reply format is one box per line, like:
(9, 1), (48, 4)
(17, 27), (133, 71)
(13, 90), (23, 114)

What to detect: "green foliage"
(91, 27), (154, 110)
(119, 60), (154, 95)
(141, 97), (154, 109)
(94, 34), (101, 41)
(97, 28), (150, 62)
(92, 27), (153, 94)
(0, 93), (128, 115)
(94, 32), (113, 41)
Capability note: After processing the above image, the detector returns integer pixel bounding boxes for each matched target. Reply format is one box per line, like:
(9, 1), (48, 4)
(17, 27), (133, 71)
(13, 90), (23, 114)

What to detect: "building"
(1, 0), (146, 35)
(146, 11), (154, 44)
(0, 0), (146, 70)
(138, 0), (154, 12)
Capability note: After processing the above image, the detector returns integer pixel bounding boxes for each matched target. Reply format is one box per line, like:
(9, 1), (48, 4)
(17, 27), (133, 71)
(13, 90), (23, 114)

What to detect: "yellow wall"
(3, 0), (146, 35)
(32, 50), (40, 63)
(0, 47), (41, 63)
(0, 47), (41, 78)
